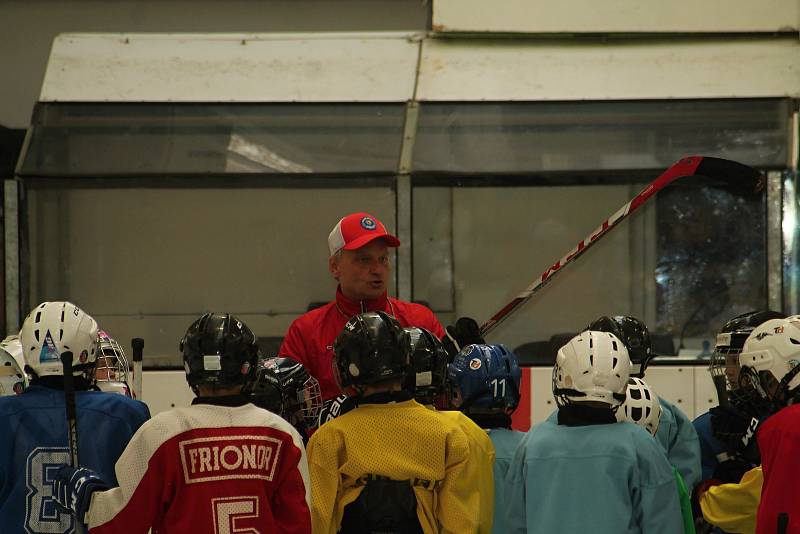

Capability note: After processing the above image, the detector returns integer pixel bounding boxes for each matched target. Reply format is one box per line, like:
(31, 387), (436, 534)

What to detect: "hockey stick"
(61, 352), (88, 533)
(131, 338), (144, 400)
(60, 352), (79, 467)
(480, 156), (764, 337)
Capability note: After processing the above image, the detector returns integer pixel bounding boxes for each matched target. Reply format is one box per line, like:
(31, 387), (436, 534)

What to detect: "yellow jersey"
(308, 398), (480, 534)
(435, 410), (495, 534)
(700, 466), (762, 534)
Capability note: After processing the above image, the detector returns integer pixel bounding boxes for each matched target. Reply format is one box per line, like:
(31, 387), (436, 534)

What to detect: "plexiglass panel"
(413, 176), (767, 363)
(413, 99), (790, 173)
(655, 185), (766, 353)
(19, 103), (406, 176)
(24, 183), (396, 367)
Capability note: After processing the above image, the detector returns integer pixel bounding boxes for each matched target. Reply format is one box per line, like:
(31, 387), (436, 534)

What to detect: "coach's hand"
(53, 465), (109, 525)
(443, 317), (485, 357)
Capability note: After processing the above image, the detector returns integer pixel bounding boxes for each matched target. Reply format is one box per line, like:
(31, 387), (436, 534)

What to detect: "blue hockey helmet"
(447, 344), (522, 413)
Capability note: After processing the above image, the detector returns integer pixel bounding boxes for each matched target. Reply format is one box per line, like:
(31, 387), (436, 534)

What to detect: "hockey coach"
(279, 212), (447, 402)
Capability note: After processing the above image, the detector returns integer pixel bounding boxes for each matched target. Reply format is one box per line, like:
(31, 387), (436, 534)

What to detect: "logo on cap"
(469, 358), (482, 370)
(360, 216), (377, 230)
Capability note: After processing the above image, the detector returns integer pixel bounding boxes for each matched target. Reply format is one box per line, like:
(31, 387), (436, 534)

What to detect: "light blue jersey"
(505, 418), (683, 534)
(0, 385), (150, 534)
(657, 397), (702, 490)
(487, 428), (525, 534)
(545, 397), (702, 490)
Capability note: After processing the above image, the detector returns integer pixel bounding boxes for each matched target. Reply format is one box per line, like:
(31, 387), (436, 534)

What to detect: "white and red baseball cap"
(328, 212), (400, 256)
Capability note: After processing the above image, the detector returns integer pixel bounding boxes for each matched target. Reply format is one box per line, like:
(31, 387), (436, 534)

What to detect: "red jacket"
(279, 287), (445, 401)
(756, 403), (800, 534)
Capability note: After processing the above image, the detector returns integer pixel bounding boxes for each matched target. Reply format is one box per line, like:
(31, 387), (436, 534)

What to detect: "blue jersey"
(486, 428), (525, 534)
(657, 397), (702, 490)
(0, 385), (150, 534)
(693, 411), (729, 481)
(505, 418), (683, 534)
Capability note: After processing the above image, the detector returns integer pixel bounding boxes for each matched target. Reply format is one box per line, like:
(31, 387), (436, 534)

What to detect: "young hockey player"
(447, 343), (524, 534)
(314, 321), (485, 428)
(506, 330), (683, 534)
(619, 377), (695, 534)
(307, 311), (480, 533)
(588, 315), (702, 489)
(94, 331), (133, 397)
(703, 311), (784, 467)
(248, 355), (322, 442)
(0, 301), (150, 534)
(690, 311), (783, 534)
(52, 312), (312, 533)
(732, 316), (800, 533)
(406, 327), (495, 534)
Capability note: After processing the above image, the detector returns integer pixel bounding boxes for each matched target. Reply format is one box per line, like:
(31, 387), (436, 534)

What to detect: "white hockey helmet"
(617, 377), (662, 436)
(0, 346), (27, 396)
(738, 317), (800, 407)
(20, 301), (99, 378)
(553, 330), (631, 408)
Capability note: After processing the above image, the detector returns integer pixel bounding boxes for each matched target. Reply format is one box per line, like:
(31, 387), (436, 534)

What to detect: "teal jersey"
(505, 418), (684, 534)
(543, 398), (702, 491)
(486, 428), (525, 534)
(656, 397), (702, 490)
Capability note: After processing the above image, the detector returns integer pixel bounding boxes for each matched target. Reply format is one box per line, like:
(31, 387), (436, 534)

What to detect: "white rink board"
(141, 371), (195, 416)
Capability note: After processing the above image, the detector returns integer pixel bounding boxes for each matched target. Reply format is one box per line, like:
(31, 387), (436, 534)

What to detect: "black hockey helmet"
(249, 356), (322, 426)
(334, 311), (411, 390)
(181, 313), (259, 394)
(247, 357), (284, 414)
(404, 326), (449, 406)
(716, 310), (787, 352)
(586, 315), (652, 378)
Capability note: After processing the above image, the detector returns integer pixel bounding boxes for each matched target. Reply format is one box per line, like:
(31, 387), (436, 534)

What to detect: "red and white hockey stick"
(480, 156), (764, 337)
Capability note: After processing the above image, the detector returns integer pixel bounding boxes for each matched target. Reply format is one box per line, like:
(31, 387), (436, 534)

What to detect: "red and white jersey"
(86, 403), (311, 534)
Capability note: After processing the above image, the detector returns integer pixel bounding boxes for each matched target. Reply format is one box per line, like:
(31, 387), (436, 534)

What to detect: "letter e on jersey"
(179, 435), (283, 484)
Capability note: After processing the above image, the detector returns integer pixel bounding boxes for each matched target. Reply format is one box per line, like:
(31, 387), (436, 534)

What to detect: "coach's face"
(329, 240), (391, 301)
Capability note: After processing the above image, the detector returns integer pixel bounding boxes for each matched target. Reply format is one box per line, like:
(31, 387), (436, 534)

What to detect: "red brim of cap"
(342, 233), (401, 251)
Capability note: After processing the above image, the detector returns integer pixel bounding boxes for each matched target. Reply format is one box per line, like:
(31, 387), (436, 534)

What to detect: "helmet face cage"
(254, 357), (322, 427)
(95, 332), (130, 385)
(447, 344), (522, 414)
(0, 348), (26, 396)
